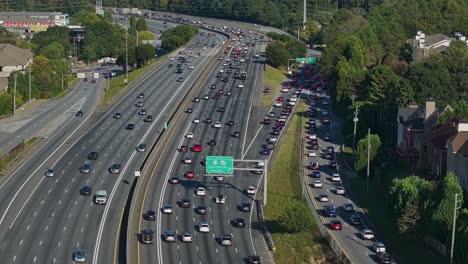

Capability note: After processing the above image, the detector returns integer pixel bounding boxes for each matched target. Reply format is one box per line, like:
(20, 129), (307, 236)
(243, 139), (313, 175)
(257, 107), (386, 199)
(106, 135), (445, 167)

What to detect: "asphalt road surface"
(0, 29), (225, 264)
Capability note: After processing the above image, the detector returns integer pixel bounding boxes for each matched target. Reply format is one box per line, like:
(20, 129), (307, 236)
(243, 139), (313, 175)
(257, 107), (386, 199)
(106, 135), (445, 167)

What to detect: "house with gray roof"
(407, 31), (452, 61)
(0, 44), (33, 93)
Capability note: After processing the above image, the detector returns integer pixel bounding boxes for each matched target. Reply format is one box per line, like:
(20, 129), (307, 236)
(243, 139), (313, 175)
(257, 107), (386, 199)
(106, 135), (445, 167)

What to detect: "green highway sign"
(306, 57), (317, 64)
(296, 58), (305, 63)
(206, 156), (233, 174)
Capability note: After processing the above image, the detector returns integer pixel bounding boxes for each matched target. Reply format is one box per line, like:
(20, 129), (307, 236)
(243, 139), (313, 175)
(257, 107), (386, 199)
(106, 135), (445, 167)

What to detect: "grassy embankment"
(264, 96), (337, 263)
(262, 65), (288, 106)
(0, 137), (39, 177)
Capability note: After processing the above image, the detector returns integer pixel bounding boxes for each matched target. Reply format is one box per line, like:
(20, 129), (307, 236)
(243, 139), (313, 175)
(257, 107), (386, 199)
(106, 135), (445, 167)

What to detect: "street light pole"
(13, 73), (17, 115)
(352, 105), (360, 160)
(450, 193), (463, 264)
(28, 67), (31, 102)
(125, 25), (128, 84)
(263, 159), (268, 206)
(366, 128), (371, 196)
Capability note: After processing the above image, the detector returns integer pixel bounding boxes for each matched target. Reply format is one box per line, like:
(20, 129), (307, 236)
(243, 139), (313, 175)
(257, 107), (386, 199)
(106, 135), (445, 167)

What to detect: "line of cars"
(301, 64), (396, 264)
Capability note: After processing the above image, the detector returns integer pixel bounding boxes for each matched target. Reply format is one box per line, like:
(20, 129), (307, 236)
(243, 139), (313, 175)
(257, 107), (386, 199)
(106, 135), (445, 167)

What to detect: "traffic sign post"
(296, 58), (305, 63)
(206, 156), (233, 174)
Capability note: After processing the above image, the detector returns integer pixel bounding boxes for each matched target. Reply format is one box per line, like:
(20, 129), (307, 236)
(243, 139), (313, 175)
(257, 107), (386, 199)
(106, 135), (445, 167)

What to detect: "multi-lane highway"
(132, 26), (277, 264)
(0, 24), (226, 264)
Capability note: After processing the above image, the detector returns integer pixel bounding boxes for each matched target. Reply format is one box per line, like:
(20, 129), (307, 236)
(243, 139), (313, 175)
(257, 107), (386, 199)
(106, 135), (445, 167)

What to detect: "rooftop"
(0, 44), (33, 67)
(398, 107), (424, 129)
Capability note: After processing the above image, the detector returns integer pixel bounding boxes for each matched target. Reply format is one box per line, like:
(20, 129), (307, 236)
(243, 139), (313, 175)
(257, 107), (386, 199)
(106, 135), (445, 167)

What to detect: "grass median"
(102, 59), (162, 106)
(264, 101), (337, 263)
(262, 65), (287, 106)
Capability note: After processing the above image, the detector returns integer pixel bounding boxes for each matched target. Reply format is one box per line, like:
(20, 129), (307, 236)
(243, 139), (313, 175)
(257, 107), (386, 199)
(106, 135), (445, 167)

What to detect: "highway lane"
(0, 32), (224, 264)
(299, 67), (378, 264)
(137, 32), (270, 264)
(0, 76), (103, 156)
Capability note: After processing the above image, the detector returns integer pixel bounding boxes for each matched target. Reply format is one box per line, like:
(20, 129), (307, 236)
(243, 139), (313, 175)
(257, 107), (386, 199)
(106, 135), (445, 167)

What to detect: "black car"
(226, 120), (235, 126)
(240, 202), (251, 212)
(232, 131), (240, 138)
(217, 107), (225, 113)
(207, 139), (217, 146)
(196, 205), (208, 215)
(91, 79), (96, 83)
(271, 130), (280, 136)
(168, 64), (173, 68)
(137, 92), (145, 99)
(144, 115), (153, 122)
(329, 160), (337, 168)
(140, 230), (154, 244)
(144, 210), (156, 221)
(231, 218), (245, 228)
(185, 108), (193, 113)
(210, 84), (216, 89)
(178, 198), (191, 208)
(76, 110), (84, 116)
(125, 124), (135, 130)
(88, 152), (99, 160)
(324, 134), (331, 141)
(222, 77), (229, 82)
(246, 255), (261, 264)
(80, 186), (92, 196)
(113, 112), (121, 119)
(204, 117), (212, 124)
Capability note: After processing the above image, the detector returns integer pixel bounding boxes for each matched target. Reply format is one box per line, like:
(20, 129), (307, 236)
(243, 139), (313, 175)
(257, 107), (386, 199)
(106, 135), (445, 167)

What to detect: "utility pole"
(136, 29), (139, 46)
(352, 104), (360, 161)
(13, 73), (17, 115)
(125, 18), (128, 84)
(28, 67), (31, 102)
(303, 0), (307, 30)
(366, 128), (371, 196)
(297, 27), (300, 40)
(450, 193), (463, 264)
(263, 159), (268, 206)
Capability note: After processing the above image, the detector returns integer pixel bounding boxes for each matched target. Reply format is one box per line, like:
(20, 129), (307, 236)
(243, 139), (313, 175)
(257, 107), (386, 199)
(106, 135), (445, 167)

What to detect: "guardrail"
(122, 24), (231, 264)
(255, 199), (275, 251)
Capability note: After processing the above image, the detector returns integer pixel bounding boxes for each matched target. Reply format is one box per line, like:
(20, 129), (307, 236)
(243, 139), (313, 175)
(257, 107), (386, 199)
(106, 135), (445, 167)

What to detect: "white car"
(308, 134), (317, 139)
(183, 157), (192, 164)
(307, 151), (317, 157)
(237, 84), (244, 88)
(289, 101), (296, 106)
(170, 57), (175, 60)
(181, 232), (193, 242)
(274, 102), (282, 107)
(162, 205), (173, 214)
(336, 187), (345, 195)
(240, 58), (245, 62)
(192, 118), (200, 124)
(247, 186), (256, 195)
(215, 195), (226, 204)
(312, 180), (322, 188)
(220, 234), (233, 246)
(188, 65), (195, 69)
(372, 241), (386, 253)
(290, 96), (297, 102)
(331, 173), (341, 182)
(185, 132), (194, 139)
(196, 187), (206, 196)
(360, 229), (374, 240)
(281, 88), (288, 92)
(214, 176), (224, 181)
(198, 222), (210, 233)
(268, 137), (277, 143)
(254, 53), (260, 58)
(213, 122), (222, 128)
(322, 110), (329, 115)
(318, 194), (329, 202)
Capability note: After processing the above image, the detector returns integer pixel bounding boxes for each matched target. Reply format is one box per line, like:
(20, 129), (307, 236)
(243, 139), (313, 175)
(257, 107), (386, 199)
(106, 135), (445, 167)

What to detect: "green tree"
(39, 42), (65, 60)
(438, 101), (468, 125)
(136, 17), (148, 31)
(355, 133), (381, 175)
(278, 202), (314, 233)
(138, 30), (154, 42)
(265, 41), (289, 68)
(431, 172), (463, 241)
(136, 44), (155, 67)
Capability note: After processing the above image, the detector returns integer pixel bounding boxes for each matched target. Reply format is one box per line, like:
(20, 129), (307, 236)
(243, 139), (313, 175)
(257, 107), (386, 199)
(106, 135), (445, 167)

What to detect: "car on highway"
(311, 161), (319, 170)
(213, 121), (222, 128)
(360, 229), (375, 240)
(372, 241), (386, 253)
(144, 210), (156, 221)
(45, 168), (56, 177)
(246, 185), (256, 195)
(184, 171), (195, 179)
(137, 92), (145, 99)
(140, 230), (154, 244)
(73, 250), (87, 262)
(109, 164), (121, 174)
(185, 132), (194, 139)
(220, 234), (233, 246)
(196, 205), (208, 215)
(246, 255), (261, 264)
(324, 205), (337, 217)
(185, 108), (193, 113)
(343, 203), (354, 212)
(217, 107), (225, 113)
(181, 232), (193, 242)
(240, 202), (251, 212)
(274, 102), (282, 107)
(162, 204), (173, 214)
(143, 115), (153, 123)
(135, 101), (144, 107)
(95, 190), (108, 205)
(312, 180), (322, 188)
(196, 187), (206, 196)
(75, 110), (84, 117)
(215, 195), (226, 204)
(178, 198), (191, 208)
(136, 143), (146, 152)
(163, 230), (177, 242)
(79, 163), (91, 173)
(350, 215), (362, 225)
(192, 143), (202, 152)
(168, 177), (180, 184)
(207, 139), (217, 146)
(312, 171), (321, 178)
(183, 157), (192, 164)
(192, 118), (200, 124)
(329, 220), (343, 230)
(198, 222), (210, 233)
(232, 131), (241, 138)
(336, 186), (346, 195)
(138, 109), (147, 115)
(113, 112), (122, 119)
(324, 134), (331, 141)
(80, 186), (92, 196)
(260, 149), (270, 155)
(177, 77), (183, 82)
(179, 145), (188, 152)
(226, 120), (235, 126)
(331, 173), (341, 182)
(125, 124), (135, 130)
(318, 194), (329, 202)
(231, 218), (246, 228)
(377, 253), (396, 264)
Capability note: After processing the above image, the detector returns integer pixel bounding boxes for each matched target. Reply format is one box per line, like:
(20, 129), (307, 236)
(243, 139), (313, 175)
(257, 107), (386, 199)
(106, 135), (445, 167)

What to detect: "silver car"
(220, 234), (232, 246)
(73, 250), (87, 262)
(79, 164), (91, 174)
(109, 164), (121, 174)
(45, 168), (55, 177)
(163, 230), (176, 242)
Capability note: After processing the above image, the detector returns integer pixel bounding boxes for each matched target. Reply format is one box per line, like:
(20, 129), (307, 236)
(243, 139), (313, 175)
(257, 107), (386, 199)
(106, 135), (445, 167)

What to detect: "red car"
(330, 220), (342, 230)
(277, 97), (284, 102)
(322, 117), (330, 124)
(192, 144), (202, 152)
(263, 88), (271, 93)
(179, 145), (188, 153)
(218, 89), (224, 95)
(184, 171), (195, 179)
